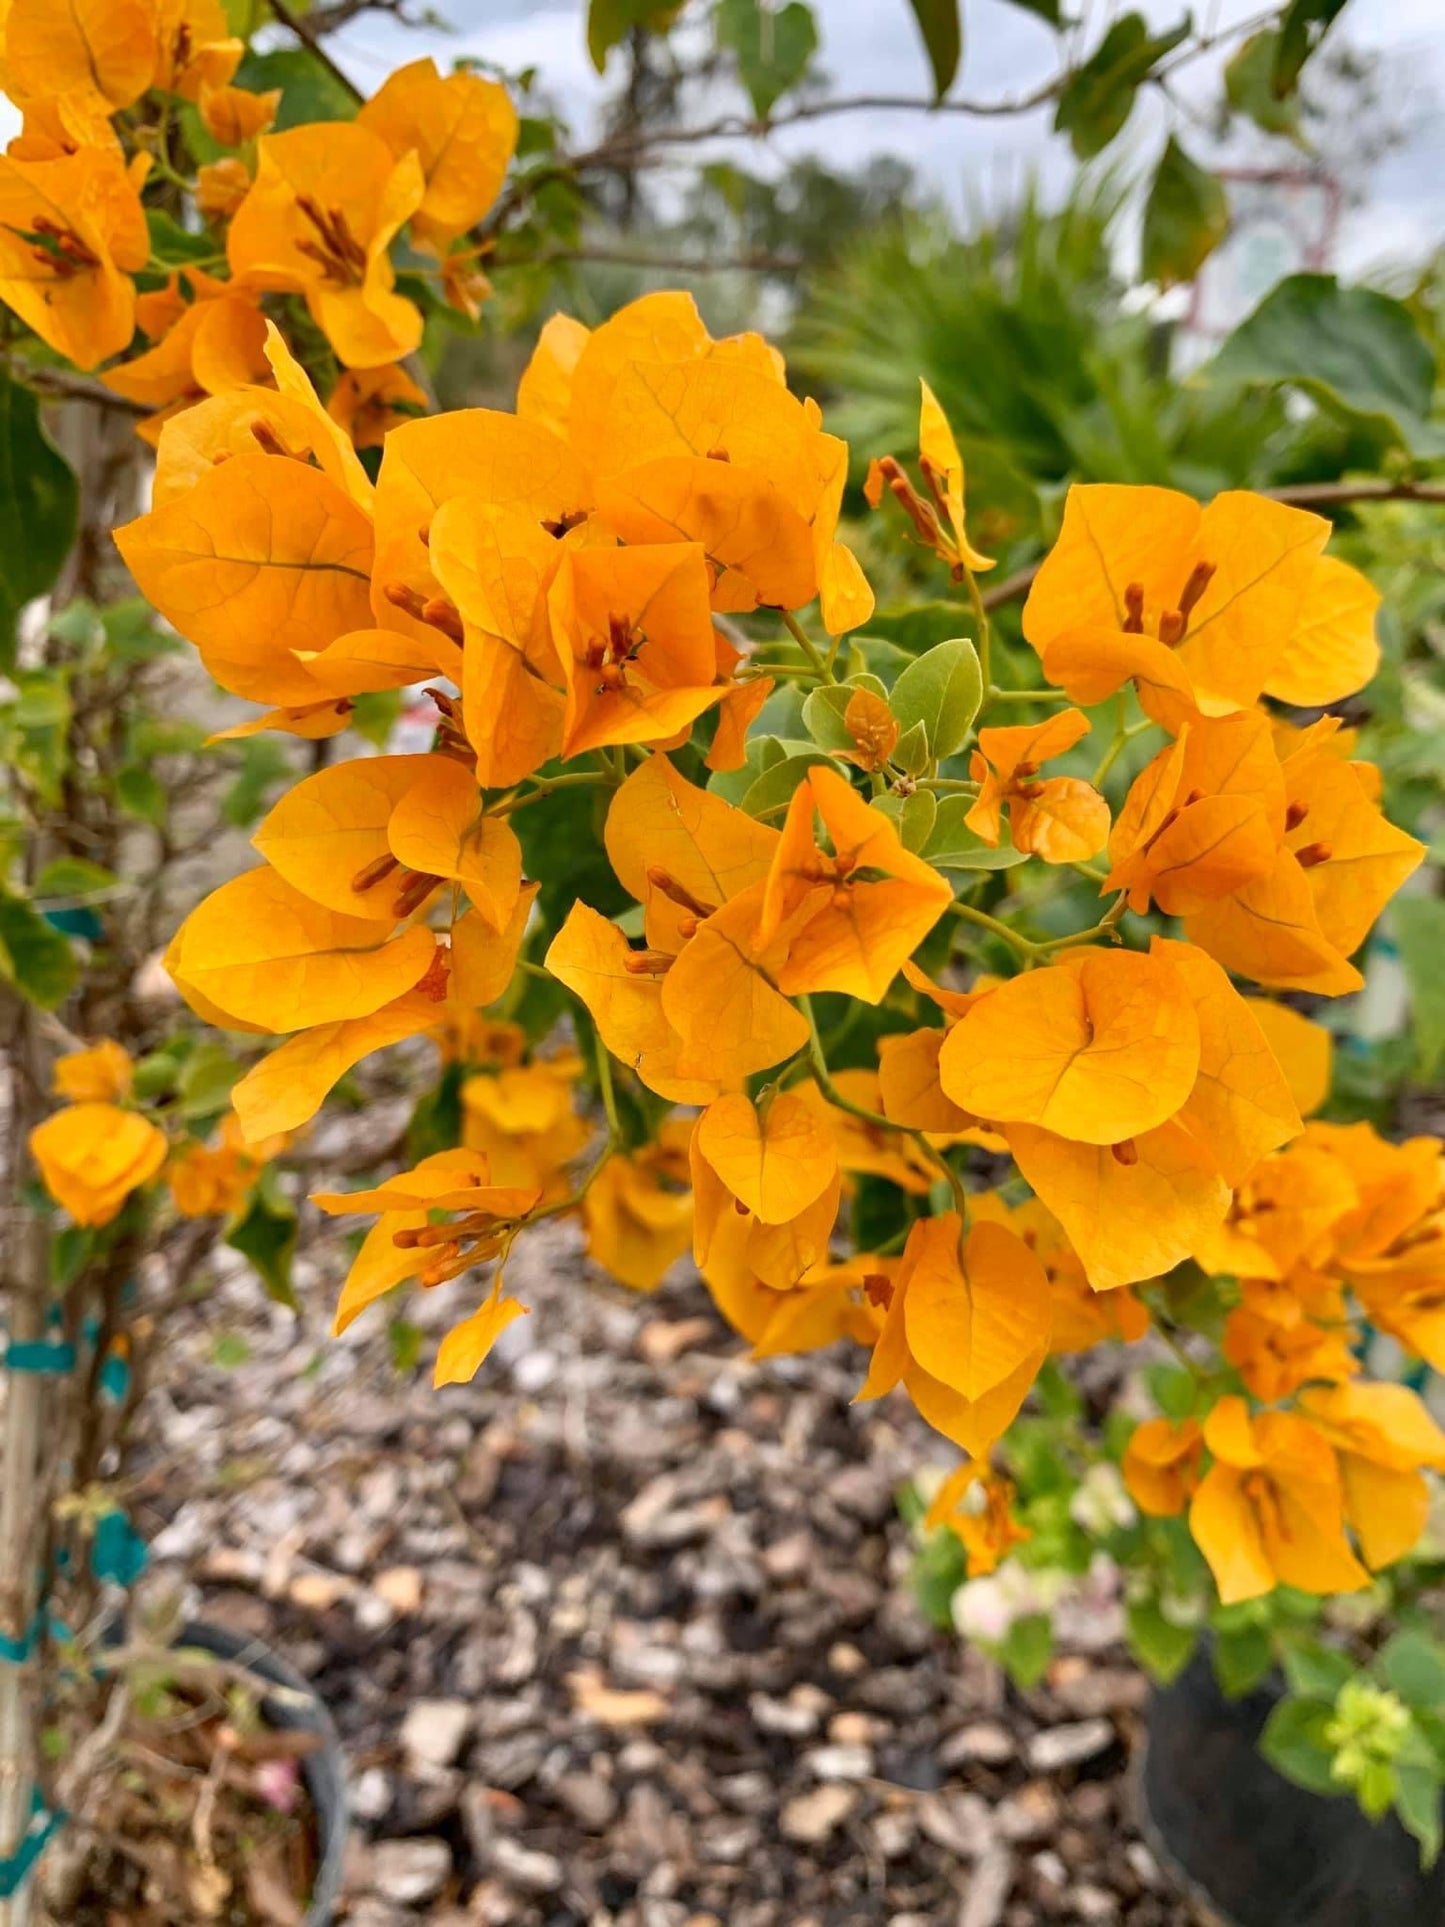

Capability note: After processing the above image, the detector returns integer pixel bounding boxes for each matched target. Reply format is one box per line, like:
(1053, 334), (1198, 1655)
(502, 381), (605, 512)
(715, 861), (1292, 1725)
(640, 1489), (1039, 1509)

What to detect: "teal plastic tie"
(90, 1510), (147, 1588)
(4, 1338), (76, 1375)
(99, 1350), (130, 1401)
(0, 1607), (71, 1666)
(0, 1790), (64, 1897)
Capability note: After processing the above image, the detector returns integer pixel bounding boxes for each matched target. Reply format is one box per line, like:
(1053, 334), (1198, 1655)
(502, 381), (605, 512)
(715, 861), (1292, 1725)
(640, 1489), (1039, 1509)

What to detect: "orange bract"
(923, 1463), (1028, 1577)
(1024, 484), (1337, 718)
(605, 754), (777, 953)
(694, 1092), (837, 1224)
(859, 1214), (1052, 1455)
(757, 766), (952, 1000)
(31, 1102), (168, 1227)
(0, 147), (148, 368)
(967, 706), (1108, 865)
(583, 1122), (694, 1292)
(53, 1040), (132, 1103)
(1123, 1418), (1203, 1517)
(1189, 1398), (1368, 1605)
(168, 864), (436, 1031)
(357, 56), (516, 255)
(548, 542), (723, 756)
(116, 452), (374, 705)
(939, 948), (1200, 1145)
(228, 124), (424, 368)
(1106, 714), (1284, 915)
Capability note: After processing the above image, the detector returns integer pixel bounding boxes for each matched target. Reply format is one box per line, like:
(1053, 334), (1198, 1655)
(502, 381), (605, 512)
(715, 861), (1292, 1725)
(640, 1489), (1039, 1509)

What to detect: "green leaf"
(891, 719), (930, 777)
(0, 892), (77, 1009)
(50, 1224), (94, 1289)
(903, 0), (961, 100)
(1143, 1362), (1196, 1421)
(131, 716), (207, 758)
(1272, 0), (1350, 97)
(145, 209), (219, 268)
(1393, 898), (1445, 1082)
(860, 601), (978, 661)
(33, 858), (117, 906)
(222, 737), (292, 830)
(1213, 1622), (1274, 1698)
(875, 787), (937, 853)
(406, 1061), (466, 1164)
(211, 1331), (252, 1369)
(116, 765), (167, 826)
(1259, 1697), (1340, 1797)
(715, 0), (818, 117)
(802, 676), (887, 751)
(741, 748), (833, 819)
(1053, 14), (1190, 161)
(1140, 137), (1228, 289)
(388, 1318), (424, 1375)
(178, 1043), (241, 1122)
(14, 672), (70, 731)
(910, 1527), (968, 1629)
(132, 1048), (183, 1101)
(923, 795), (1027, 870)
(0, 369), (78, 667)
(998, 1611), (1053, 1689)
(516, 769), (631, 929)
(1225, 31), (1302, 139)
(1000, 0), (1061, 20)
(1208, 274), (1441, 454)
(1281, 1638), (1355, 1700)
(1126, 1599), (1197, 1684)
(235, 46), (358, 125)
(1382, 1631), (1445, 1714)
(1395, 1761), (1444, 1870)
(225, 1189), (299, 1311)
(890, 637), (982, 761)
(587, 0), (680, 71)
(221, 0), (266, 34)
(101, 597), (173, 662)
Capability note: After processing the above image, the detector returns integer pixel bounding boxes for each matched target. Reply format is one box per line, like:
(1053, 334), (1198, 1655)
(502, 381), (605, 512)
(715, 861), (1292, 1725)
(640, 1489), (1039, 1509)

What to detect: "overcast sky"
(325, 0), (1445, 283)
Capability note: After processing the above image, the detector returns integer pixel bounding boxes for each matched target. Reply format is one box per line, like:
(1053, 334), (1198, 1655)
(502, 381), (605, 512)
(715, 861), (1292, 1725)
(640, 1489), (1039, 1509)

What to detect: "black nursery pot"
(1140, 1650), (1445, 1927)
(182, 1620), (348, 1927)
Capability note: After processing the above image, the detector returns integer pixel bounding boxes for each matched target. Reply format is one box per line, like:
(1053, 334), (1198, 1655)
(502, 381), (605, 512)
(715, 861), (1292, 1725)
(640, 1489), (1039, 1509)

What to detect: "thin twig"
(1266, 478), (1445, 509)
(16, 367), (148, 418)
(482, 8), (1277, 243)
(493, 244), (806, 275)
(266, 0), (365, 103)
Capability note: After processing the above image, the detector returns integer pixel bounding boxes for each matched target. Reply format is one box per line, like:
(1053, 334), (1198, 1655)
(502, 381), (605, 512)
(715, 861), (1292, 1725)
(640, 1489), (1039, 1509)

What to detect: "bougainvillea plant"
(1, 0), (1439, 1904)
(113, 292), (1445, 1833)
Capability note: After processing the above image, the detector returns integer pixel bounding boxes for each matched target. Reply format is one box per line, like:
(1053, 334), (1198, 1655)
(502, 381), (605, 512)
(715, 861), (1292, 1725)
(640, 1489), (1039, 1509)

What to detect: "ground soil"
(125, 1147), (1207, 1927)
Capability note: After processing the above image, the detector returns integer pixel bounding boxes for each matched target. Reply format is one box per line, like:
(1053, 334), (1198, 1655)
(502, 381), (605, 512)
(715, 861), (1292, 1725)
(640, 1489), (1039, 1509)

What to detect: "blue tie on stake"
(0, 1790), (64, 1899)
(2, 1336), (76, 1376)
(90, 1511), (148, 1588)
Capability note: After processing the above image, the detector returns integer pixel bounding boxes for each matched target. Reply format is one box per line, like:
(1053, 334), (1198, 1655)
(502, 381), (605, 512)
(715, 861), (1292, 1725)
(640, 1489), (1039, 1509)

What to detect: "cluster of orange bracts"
(24, 257), (1437, 1608)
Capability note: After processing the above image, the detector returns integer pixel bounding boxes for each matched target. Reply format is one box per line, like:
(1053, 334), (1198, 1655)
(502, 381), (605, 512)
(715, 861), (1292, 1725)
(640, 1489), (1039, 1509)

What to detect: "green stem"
(594, 1035), (621, 1141)
(958, 561), (992, 697)
(489, 770), (613, 816)
(800, 997), (969, 1218)
(946, 898), (1036, 961)
(1091, 704), (1155, 785)
(984, 687), (1071, 707)
(518, 1042), (621, 1229)
(1035, 892), (1129, 954)
(780, 608), (831, 680)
